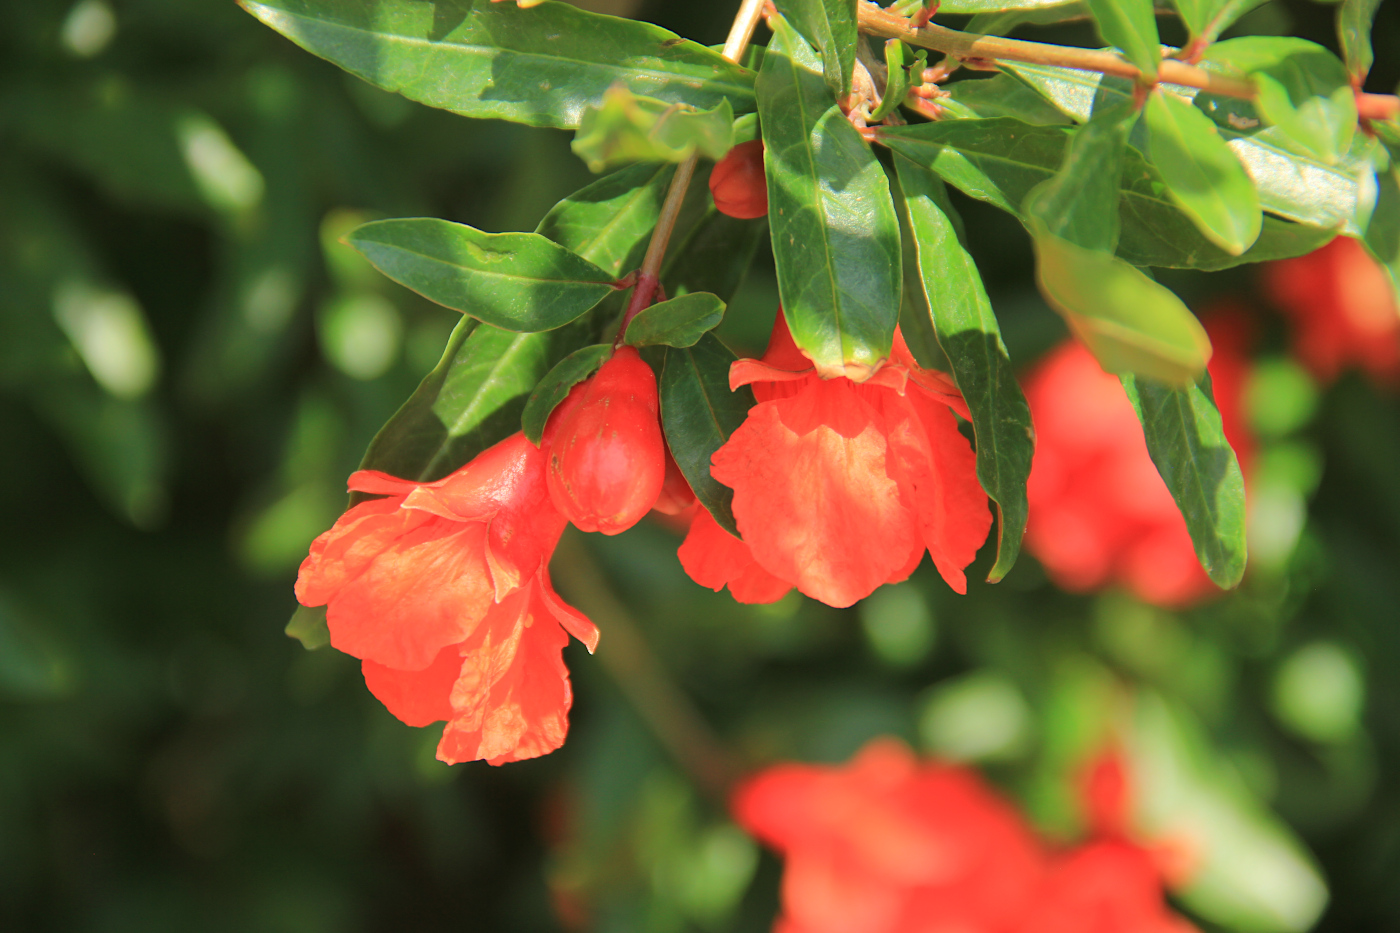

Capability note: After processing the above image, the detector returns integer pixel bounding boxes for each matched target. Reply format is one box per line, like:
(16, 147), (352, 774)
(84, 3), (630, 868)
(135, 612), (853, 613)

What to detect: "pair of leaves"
(239, 0), (755, 129)
(759, 14), (902, 377)
(572, 87), (734, 173)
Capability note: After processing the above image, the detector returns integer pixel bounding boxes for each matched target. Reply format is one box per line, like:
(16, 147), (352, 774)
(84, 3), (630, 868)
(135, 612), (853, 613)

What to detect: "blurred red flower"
(710, 139), (768, 219)
(1023, 315), (1253, 608)
(296, 432), (597, 765)
(680, 314), (991, 608)
(1264, 236), (1400, 387)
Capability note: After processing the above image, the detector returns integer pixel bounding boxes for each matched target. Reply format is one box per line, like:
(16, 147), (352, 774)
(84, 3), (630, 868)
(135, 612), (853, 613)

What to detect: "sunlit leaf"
(1085, 0), (1160, 82)
(775, 0), (859, 99)
(1024, 107), (1137, 252)
(1338, 0), (1382, 84)
(572, 87), (733, 173)
(624, 293), (726, 348)
(1363, 140), (1400, 301)
(535, 162), (675, 276)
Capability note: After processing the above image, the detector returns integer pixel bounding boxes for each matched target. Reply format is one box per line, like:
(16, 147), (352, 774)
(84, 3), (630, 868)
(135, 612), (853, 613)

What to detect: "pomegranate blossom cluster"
(296, 307), (992, 764)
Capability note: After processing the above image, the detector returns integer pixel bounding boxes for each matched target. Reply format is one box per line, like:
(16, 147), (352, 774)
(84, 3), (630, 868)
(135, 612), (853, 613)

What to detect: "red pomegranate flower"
(1023, 314), (1253, 608)
(1264, 236), (1400, 387)
(680, 313), (991, 608)
(732, 739), (1046, 933)
(544, 345), (666, 535)
(709, 139), (768, 219)
(296, 432), (597, 765)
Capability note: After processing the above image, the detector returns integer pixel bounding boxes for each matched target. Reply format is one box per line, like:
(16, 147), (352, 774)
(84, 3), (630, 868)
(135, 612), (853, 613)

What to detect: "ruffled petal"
(361, 643), (460, 727)
(324, 517), (496, 671)
(677, 507), (792, 605)
(295, 497), (417, 608)
(537, 567), (599, 653)
(885, 389), (991, 594)
(435, 580), (575, 765)
(712, 385), (920, 608)
(347, 470), (427, 497)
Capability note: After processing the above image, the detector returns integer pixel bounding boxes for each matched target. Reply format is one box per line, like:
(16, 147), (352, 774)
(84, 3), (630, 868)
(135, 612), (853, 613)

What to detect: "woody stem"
(615, 0), (768, 346)
(551, 532), (740, 803)
(857, 0), (1400, 115)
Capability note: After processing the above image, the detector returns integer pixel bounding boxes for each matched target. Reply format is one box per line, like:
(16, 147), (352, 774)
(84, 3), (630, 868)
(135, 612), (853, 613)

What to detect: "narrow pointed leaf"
(625, 293), (726, 348)
(759, 15), (902, 378)
(660, 334), (756, 536)
(1172, 0), (1269, 41)
(895, 156), (1032, 582)
(1363, 141), (1400, 302)
(1025, 108), (1136, 252)
(572, 88), (733, 173)
(1338, 0), (1382, 84)
(536, 162), (675, 276)
(1032, 227), (1211, 385)
(521, 344), (612, 444)
(1121, 373), (1247, 587)
(942, 73), (1073, 125)
(775, 0), (859, 99)
(869, 40), (914, 123)
(1145, 88), (1262, 255)
(1085, 0), (1161, 82)
(357, 317), (556, 486)
(238, 0), (755, 129)
(348, 219), (615, 332)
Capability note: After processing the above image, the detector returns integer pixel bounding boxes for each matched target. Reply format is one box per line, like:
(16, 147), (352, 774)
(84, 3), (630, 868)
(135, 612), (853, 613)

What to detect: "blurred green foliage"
(3, 1), (1400, 932)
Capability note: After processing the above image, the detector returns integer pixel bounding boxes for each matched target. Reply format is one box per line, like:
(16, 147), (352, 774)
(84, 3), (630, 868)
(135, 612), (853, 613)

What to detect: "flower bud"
(652, 448), (696, 515)
(544, 346), (665, 535)
(709, 139), (768, 219)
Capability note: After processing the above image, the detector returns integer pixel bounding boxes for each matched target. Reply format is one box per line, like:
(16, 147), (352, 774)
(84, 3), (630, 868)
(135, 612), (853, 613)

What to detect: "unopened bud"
(544, 346), (665, 535)
(709, 139), (768, 219)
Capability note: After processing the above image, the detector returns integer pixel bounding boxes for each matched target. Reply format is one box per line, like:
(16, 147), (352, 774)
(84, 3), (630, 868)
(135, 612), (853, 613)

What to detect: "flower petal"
(678, 507), (792, 605)
(361, 643), (460, 727)
(537, 567), (600, 653)
(295, 497), (416, 608)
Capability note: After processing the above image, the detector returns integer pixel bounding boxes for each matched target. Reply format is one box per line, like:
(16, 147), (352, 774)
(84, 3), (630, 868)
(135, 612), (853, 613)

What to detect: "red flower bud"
(651, 448), (696, 516)
(709, 139), (768, 219)
(544, 346), (665, 535)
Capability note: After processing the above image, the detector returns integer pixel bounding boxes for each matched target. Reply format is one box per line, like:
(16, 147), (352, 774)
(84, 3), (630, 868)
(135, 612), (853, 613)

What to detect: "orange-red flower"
(1023, 315), (1253, 608)
(545, 345), (666, 535)
(296, 432), (597, 765)
(709, 139), (768, 219)
(1264, 236), (1400, 387)
(680, 313), (991, 608)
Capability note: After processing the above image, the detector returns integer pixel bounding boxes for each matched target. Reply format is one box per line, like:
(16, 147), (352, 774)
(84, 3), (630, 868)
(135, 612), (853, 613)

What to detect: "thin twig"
(615, 0), (768, 346)
(551, 532), (740, 803)
(857, 0), (1400, 118)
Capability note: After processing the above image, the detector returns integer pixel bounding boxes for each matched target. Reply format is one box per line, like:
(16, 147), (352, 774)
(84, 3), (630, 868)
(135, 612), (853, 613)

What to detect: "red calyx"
(543, 346), (666, 535)
(709, 139), (768, 220)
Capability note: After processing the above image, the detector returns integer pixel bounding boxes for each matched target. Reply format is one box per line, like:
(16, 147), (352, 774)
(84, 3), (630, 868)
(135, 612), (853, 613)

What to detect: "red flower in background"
(1023, 314), (1253, 608)
(680, 314), (991, 608)
(296, 432), (597, 765)
(710, 139), (768, 219)
(1264, 236), (1400, 387)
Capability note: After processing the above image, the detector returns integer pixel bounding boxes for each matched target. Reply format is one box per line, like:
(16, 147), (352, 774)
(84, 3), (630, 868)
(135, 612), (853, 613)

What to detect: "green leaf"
(1204, 38), (1357, 164)
(760, 16), (903, 377)
(348, 218), (615, 332)
(869, 40), (914, 123)
(1363, 141), (1400, 302)
(1172, 0), (1269, 41)
(1025, 108), (1137, 252)
(1144, 88), (1262, 255)
(521, 344), (612, 445)
(942, 74), (1074, 125)
(1032, 226), (1211, 385)
(659, 334), (756, 536)
(1339, 0), (1382, 84)
(775, 0), (859, 99)
(571, 87), (734, 173)
(238, 0), (755, 130)
(942, 0), (1083, 12)
(536, 162), (675, 277)
(662, 210), (769, 304)
(356, 317), (554, 485)
(895, 156), (1033, 583)
(1085, 0), (1161, 82)
(286, 605), (329, 651)
(625, 293), (726, 348)
(1001, 61), (1369, 233)
(1121, 372), (1247, 586)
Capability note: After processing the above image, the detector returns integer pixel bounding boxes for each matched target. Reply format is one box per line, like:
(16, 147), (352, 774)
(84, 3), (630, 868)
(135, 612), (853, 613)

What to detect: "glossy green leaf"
(870, 40), (914, 123)
(1172, 0), (1269, 41)
(1085, 0), (1160, 82)
(1122, 373), (1247, 586)
(775, 0), (859, 99)
(967, 3), (1096, 35)
(1204, 38), (1357, 164)
(895, 156), (1032, 583)
(1032, 227), (1211, 385)
(536, 162), (675, 277)
(348, 218), (615, 332)
(662, 209), (769, 305)
(759, 15), (902, 378)
(1001, 61), (1369, 233)
(356, 317), (553, 485)
(659, 334), (755, 537)
(521, 344), (612, 445)
(238, 0), (755, 129)
(286, 605), (329, 651)
(1363, 141), (1400, 301)
(624, 293), (726, 348)
(1145, 89), (1262, 255)
(571, 87), (733, 173)
(1025, 108), (1136, 252)
(1339, 0), (1382, 83)
(942, 75), (1073, 125)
